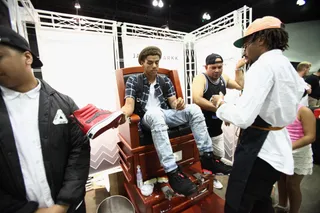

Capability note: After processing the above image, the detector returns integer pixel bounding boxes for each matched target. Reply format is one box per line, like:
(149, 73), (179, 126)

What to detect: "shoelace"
(172, 172), (187, 183)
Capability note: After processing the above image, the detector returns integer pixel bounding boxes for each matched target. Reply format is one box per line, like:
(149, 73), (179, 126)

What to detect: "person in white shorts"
(276, 105), (316, 213)
(192, 53), (245, 189)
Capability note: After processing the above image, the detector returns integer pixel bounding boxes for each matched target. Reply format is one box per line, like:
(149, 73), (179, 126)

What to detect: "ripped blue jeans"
(142, 104), (213, 173)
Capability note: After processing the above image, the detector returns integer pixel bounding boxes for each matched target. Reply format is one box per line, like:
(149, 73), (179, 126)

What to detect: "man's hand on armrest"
(120, 97), (135, 126)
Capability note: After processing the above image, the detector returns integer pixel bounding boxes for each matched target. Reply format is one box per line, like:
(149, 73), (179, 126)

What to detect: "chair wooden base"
(181, 193), (225, 213)
(118, 137), (200, 184)
(124, 161), (214, 213)
(116, 67), (223, 212)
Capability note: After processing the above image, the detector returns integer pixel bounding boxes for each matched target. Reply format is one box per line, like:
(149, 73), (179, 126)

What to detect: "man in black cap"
(0, 26), (90, 213)
(192, 53), (245, 189)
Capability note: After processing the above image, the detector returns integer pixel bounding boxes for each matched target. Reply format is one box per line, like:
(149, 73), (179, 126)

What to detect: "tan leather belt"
(251, 125), (284, 131)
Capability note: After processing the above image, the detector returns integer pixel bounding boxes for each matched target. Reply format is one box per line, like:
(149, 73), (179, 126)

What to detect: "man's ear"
(24, 51), (33, 66)
(257, 37), (266, 47)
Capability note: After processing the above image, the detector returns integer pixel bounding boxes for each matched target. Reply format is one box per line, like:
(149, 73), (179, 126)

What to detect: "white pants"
(211, 134), (225, 158)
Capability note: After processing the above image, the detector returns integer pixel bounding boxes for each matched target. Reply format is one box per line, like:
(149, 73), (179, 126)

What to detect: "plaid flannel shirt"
(125, 74), (176, 113)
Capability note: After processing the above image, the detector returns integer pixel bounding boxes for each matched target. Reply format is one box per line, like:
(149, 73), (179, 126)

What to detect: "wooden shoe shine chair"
(116, 67), (216, 213)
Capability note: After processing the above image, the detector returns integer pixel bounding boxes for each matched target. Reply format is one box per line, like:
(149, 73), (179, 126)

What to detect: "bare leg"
(286, 174), (304, 213)
(277, 174), (288, 207)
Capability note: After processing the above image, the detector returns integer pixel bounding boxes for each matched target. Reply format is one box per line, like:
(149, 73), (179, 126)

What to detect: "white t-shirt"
(145, 81), (161, 111)
(217, 49), (306, 175)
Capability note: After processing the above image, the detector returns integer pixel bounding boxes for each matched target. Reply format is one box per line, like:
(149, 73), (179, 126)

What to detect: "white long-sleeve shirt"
(216, 49), (306, 175)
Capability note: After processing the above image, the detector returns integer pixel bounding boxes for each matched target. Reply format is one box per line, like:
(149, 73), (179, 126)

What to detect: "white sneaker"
(274, 204), (289, 213)
(214, 179), (223, 189)
(220, 157), (233, 166)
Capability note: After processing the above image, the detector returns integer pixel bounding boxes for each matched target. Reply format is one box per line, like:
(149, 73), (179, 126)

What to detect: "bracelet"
(235, 67), (243, 72)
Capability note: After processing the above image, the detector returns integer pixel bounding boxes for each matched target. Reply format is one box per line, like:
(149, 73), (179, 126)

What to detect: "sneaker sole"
(174, 185), (197, 197)
(215, 172), (231, 176)
(87, 111), (123, 139)
(214, 186), (223, 190)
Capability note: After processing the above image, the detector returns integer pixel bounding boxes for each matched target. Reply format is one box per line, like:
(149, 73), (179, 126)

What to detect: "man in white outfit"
(211, 16), (306, 213)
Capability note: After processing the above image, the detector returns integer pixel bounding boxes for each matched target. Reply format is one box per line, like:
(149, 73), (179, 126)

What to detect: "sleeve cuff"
(124, 95), (135, 100)
(167, 93), (176, 98)
(216, 103), (227, 120)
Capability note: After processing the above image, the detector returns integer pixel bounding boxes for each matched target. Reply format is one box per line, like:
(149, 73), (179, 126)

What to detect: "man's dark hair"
(248, 24), (289, 51)
(138, 46), (162, 64)
(318, 68), (320, 73)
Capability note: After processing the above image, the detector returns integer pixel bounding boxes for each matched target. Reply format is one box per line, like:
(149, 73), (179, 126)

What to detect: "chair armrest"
(129, 113), (141, 124)
(118, 113), (141, 149)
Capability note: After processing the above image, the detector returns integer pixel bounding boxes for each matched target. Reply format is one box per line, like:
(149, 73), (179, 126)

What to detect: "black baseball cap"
(0, 26), (43, 68)
(205, 53), (223, 65)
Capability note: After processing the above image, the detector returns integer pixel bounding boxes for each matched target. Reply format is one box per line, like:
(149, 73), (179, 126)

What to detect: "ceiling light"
(202, 12), (211, 20)
(152, 0), (158, 7)
(158, 0), (164, 8)
(74, 1), (81, 9)
(296, 0), (305, 6)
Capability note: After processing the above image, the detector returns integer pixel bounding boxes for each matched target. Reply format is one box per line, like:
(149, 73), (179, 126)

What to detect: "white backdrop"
(194, 25), (243, 162)
(194, 25), (242, 104)
(122, 36), (186, 98)
(37, 28), (119, 170)
(195, 25), (242, 86)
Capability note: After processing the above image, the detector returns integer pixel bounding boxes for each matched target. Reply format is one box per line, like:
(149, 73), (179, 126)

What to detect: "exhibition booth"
(3, 0), (252, 211)
(4, 0), (251, 173)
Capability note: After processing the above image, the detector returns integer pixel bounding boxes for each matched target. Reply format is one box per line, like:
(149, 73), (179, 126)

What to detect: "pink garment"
(286, 105), (304, 143)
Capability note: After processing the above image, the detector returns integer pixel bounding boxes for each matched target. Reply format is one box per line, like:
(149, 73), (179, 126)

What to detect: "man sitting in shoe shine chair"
(118, 46), (230, 196)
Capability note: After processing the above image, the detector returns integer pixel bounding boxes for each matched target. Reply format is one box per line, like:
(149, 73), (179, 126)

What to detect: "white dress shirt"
(216, 50), (305, 175)
(0, 81), (54, 207)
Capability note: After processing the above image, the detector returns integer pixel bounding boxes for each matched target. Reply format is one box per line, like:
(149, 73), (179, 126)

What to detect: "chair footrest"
(124, 162), (214, 213)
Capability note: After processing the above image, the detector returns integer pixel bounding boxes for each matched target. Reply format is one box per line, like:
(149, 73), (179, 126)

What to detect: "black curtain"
(0, 2), (10, 28)
(291, 61), (300, 70)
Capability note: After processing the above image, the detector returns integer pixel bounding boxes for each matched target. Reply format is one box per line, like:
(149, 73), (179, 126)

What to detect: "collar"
(142, 73), (161, 86)
(0, 79), (41, 100)
(143, 73), (160, 86)
(259, 49), (282, 59)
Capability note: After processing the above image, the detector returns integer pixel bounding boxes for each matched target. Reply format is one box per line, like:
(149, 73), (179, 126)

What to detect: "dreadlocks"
(249, 24), (289, 51)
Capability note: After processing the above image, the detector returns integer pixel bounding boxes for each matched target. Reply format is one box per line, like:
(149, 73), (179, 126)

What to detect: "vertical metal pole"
(113, 22), (120, 70)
